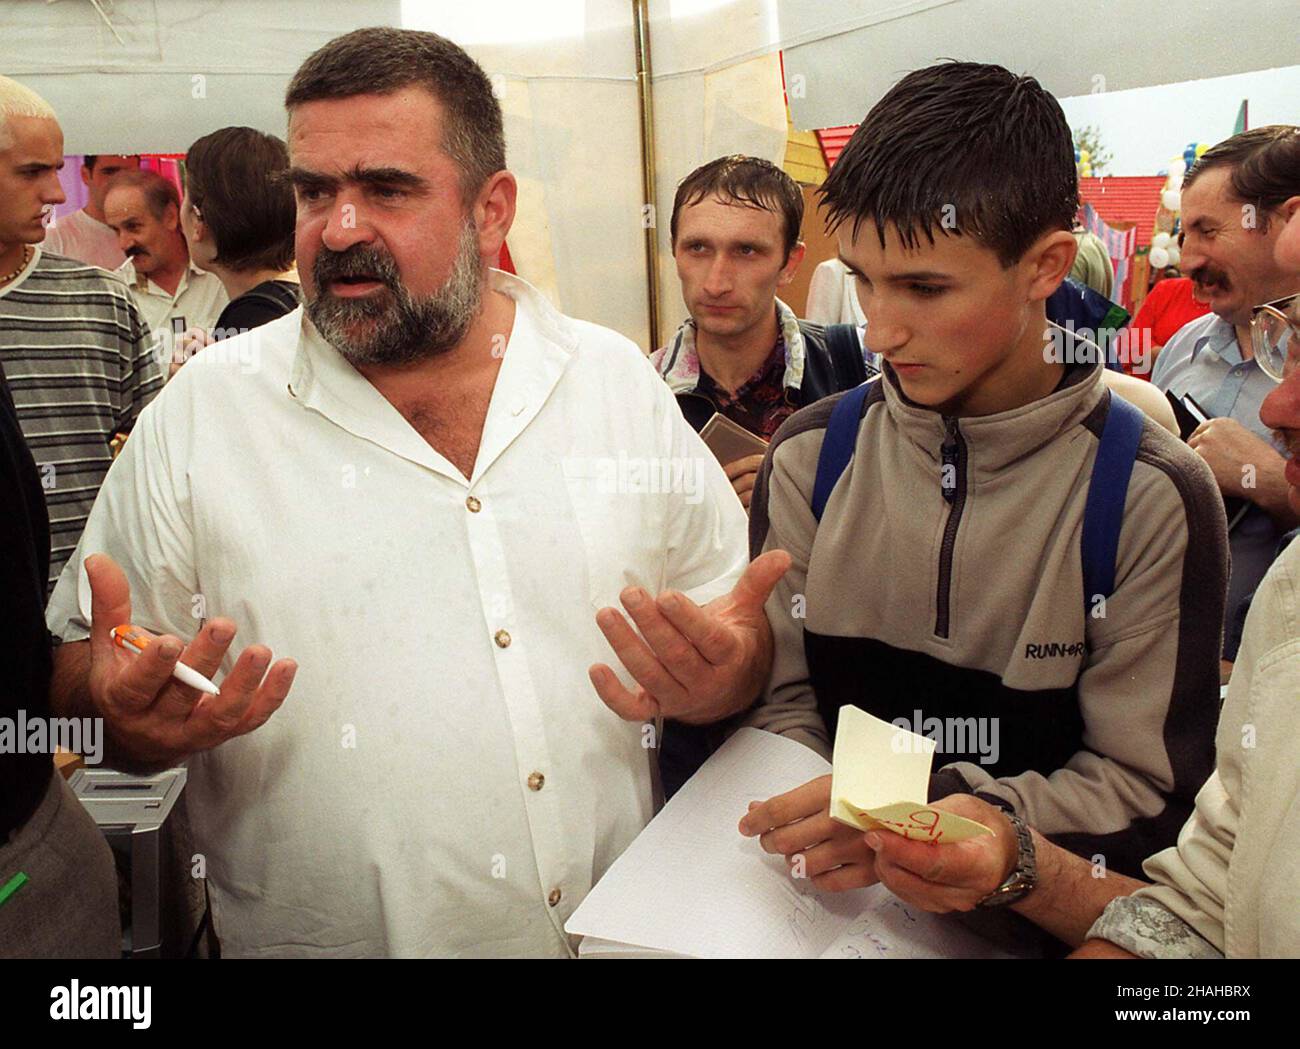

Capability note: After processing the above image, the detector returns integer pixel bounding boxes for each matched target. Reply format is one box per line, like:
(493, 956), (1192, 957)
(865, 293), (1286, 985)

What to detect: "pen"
(0, 872), (28, 908)
(111, 624), (221, 696)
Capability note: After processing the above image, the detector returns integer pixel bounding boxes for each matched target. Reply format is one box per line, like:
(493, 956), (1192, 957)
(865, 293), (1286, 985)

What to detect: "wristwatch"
(976, 809), (1037, 908)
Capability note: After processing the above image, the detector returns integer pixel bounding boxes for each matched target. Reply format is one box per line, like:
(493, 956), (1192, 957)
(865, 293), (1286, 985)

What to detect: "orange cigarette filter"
(111, 624), (152, 653)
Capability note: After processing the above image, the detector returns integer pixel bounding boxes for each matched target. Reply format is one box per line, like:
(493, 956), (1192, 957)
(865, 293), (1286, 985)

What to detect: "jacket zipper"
(935, 416), (968, 639)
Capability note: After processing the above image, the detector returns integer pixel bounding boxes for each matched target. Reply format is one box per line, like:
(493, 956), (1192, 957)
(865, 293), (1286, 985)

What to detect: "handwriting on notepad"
(875, 808), (946, 842)
(785, 891), (828, 951)
(831, 899), (920, 959)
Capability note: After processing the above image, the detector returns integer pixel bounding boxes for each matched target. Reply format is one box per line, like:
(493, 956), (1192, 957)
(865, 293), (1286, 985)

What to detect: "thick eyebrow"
(679, 232), (777, 252)
(837, 254), (951, 282)
(285, 164), (429, 193)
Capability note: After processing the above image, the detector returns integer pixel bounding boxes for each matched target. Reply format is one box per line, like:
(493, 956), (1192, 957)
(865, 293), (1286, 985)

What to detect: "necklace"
(0, 245), (33, 285)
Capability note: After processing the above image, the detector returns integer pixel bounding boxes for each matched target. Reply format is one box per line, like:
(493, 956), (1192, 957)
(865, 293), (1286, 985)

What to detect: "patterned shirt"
(651, 299), (806, 440)
(695, 337), (794, 440)
(0, 247), (163, 590)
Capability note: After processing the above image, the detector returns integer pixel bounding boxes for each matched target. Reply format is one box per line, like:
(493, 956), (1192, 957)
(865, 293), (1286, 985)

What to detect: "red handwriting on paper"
(905, 808), (940, 841)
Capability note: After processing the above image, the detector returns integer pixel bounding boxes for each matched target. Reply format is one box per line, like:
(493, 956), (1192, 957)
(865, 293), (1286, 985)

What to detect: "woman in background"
(173, 126), (300, 375)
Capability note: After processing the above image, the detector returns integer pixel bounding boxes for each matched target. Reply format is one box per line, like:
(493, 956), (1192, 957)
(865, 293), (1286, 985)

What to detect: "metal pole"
(632, 0), (661, 352)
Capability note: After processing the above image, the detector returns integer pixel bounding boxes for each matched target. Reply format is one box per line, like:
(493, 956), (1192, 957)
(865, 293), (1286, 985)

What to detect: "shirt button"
(527, 771), (545, 791)
(494, 629), (512, 649)
(548, 888), (562, 907)
(466, 495), (481, 513)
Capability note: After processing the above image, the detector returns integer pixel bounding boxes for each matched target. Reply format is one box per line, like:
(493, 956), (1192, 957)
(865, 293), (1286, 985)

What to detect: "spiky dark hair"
(819, 61), (1078, 267)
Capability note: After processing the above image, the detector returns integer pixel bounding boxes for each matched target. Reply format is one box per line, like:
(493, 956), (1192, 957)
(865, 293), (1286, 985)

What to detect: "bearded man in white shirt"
(45, 27), (782, 958)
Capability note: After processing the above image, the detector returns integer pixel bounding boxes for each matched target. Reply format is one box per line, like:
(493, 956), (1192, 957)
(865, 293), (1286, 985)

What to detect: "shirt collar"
(1191, 313), (1244, 366)
(653, 298), (806, 394)
(880, 326), (1108, 480)
(287, 268), (576, 486)
(119, 257), (207, 298)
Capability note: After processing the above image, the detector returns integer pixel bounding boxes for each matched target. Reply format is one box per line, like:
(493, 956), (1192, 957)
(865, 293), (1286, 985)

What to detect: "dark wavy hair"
(285, 26), (505, 203)
(1185, 125), (1300, 231)
(671, 155), (804, 261)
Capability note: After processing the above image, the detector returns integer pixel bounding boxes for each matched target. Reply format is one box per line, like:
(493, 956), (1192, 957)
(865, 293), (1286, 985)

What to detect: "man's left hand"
(588, 549), (790, 725)
(1188, 417), (1283, 500)
(866, 794), (1019, 913)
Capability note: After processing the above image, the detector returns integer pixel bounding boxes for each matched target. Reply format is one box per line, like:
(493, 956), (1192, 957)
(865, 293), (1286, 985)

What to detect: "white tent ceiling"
(3, 0), (401, 152)
(780, 0), (1300, 129)
(3, 0), (1294, 346)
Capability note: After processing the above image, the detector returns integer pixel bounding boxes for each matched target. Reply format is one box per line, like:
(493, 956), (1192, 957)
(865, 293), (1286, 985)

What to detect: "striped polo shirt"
(0, 247), (163, 592)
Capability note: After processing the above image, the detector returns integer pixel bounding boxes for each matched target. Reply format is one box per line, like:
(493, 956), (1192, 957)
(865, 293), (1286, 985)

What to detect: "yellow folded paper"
(829, 705), (992, 843)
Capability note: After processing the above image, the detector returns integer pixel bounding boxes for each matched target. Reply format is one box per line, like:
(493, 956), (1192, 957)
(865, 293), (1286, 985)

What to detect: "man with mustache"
(44, 27), (773, 957)
(106, 169), (227, 352)
(1151, 126), (1300, 658)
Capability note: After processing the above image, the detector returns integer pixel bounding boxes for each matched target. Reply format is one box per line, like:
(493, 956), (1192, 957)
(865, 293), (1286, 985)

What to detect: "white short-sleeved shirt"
(47, 269), (749, 957)
(114, 258), (228, 342)
(804, 258), (865, 327)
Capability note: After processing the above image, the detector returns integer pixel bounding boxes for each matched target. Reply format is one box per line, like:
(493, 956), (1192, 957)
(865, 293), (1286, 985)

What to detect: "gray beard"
(307, 219), (483, 367)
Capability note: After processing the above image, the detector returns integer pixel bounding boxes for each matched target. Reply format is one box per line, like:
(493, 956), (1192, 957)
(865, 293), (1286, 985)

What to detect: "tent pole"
(632, 0), (661, 352)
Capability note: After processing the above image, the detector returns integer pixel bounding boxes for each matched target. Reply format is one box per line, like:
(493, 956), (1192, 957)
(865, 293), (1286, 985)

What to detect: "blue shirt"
(1151, 312), (1278, 441)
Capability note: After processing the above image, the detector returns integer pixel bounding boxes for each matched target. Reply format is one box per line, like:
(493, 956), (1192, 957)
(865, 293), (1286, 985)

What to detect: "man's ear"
(473, 170), (517, 262)
(777, 241), (806, 286)
(1025, 229), (1078, 302)
(80, 164), (92, 190)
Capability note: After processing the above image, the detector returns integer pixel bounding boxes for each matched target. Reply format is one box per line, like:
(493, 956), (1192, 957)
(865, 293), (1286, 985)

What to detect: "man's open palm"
(85, 553), (297, 768)
(588, 548), (790, 724)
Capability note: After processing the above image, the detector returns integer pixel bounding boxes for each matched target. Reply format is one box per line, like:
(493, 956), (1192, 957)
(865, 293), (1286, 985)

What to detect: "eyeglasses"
(1250, 293), (1300, 382)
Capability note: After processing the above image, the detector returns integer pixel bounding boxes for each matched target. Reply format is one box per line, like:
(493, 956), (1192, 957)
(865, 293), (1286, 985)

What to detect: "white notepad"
(565, 728), (1022, 959)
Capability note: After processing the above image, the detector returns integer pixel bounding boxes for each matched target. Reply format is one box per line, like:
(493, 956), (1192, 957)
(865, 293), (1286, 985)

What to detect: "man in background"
(42, 152), (138, 271)
(107, 169), (227, 349)
(1151, 126), (1300, 655)
(0, 76), (127, 959)
(0, 76), (162, 593)
(652, 156), (871, 510)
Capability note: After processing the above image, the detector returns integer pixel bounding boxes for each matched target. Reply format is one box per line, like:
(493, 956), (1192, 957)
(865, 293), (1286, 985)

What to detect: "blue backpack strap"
(1081, 392), (1145, 611)
(811, 383), (872, 521)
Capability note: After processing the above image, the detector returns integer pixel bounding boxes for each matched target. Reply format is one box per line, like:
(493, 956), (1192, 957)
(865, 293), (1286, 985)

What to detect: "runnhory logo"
(1024, 641), (1086, 659)
(50, 981), (151, 1029)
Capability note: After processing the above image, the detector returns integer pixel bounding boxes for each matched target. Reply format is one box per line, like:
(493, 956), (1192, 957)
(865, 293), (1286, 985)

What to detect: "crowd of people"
(0, 26), (1296, 960)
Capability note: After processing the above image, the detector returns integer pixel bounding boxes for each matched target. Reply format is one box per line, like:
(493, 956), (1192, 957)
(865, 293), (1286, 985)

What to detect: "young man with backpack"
(738, 62), (1229, 897)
